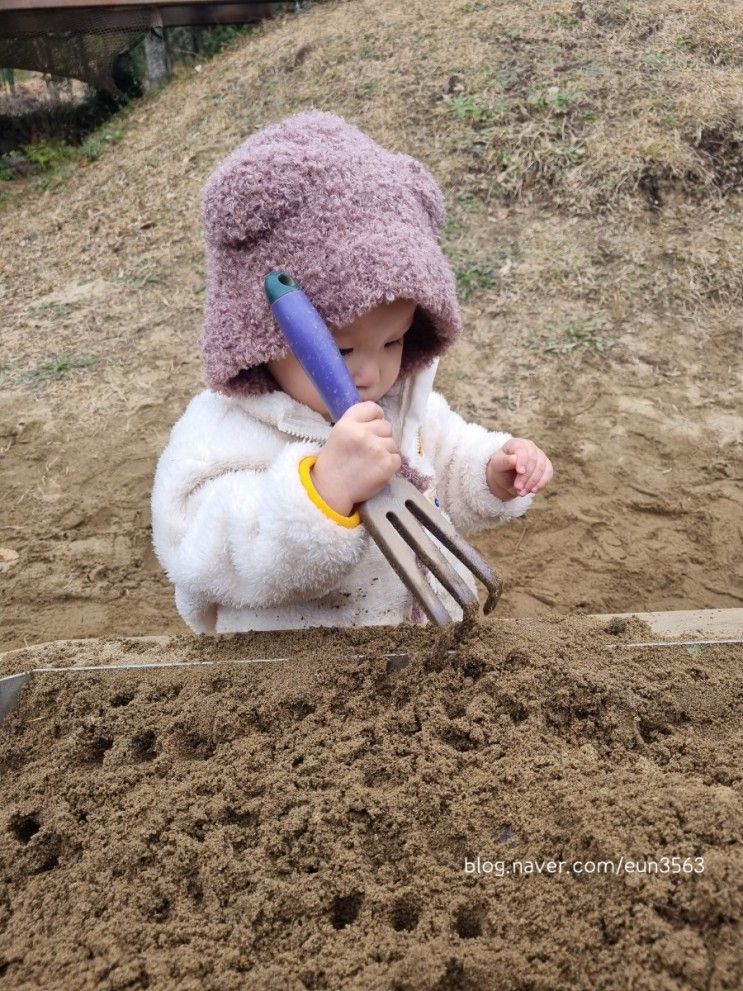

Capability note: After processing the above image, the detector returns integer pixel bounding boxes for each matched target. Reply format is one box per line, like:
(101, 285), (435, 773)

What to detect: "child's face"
(267, 299), (417, 420)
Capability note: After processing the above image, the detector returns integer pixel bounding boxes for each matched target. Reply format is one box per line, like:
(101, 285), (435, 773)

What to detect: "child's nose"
(353, 358), (380, 389)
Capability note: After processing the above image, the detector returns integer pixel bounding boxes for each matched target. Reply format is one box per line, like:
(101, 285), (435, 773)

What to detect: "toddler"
(151, 110), (553, 633)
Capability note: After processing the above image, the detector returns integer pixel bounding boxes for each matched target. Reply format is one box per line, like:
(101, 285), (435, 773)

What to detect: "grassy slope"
(2, 0), (741, 378)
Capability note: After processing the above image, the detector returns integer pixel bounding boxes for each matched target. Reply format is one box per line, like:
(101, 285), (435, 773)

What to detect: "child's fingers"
(516, 455), (538, 492)
(490, 451), (518, 474)
(348, 401), (385, 422)
(528, 461), (553, 494)
(513, 444), (535, 475)
(367, 418), (393, 437)
(521, 454), (548, 493)
(504, 440), (534, 469)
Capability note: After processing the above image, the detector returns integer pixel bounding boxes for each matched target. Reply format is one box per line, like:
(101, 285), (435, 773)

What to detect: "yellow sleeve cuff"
(298, 456), (361, 529)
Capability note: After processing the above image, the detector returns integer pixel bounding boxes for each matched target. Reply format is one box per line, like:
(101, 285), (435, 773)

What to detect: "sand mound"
(0, 615), (740, 989)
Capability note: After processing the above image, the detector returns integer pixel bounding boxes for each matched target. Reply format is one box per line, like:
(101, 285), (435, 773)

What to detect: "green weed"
(0, 359), (20, 376)
(131, 267), (161, 289)
(550, 14), (580, 29)
(456, 190), (480, 212)
(80, 125), (123, 163)
(644, 52), (685, 71)
(495, 66), (521, 91)
(31, 300), (76, 315)
(645, 52), (667, 69)
(448, 95), (493, 125)
(487, 181), (508, 200)
(24, 354), (96, 384)
(533, 314), (611, 355)
(562, 144), (587, 164)
(526, 88), (581, 114)
(708, 43), (732, 65)
(455, 264), (497, 300)
(21, 140), (77, 172)
(441, 214), (463, 239)
(354, 80), (379, 97)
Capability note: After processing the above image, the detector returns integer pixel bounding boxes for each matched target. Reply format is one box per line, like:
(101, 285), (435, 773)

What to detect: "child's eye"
(338, 337), (403, 357)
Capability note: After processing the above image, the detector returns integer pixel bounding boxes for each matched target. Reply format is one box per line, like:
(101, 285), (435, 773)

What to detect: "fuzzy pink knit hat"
(199, 110), (462, 395)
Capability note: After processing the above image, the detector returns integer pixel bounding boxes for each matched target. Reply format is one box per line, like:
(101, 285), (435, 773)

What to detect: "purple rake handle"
(264, 271), (360, 423)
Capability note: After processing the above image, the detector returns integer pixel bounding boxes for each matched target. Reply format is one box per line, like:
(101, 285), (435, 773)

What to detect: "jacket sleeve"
(421, 390), (534, 536)
(151, 410), (369, 611)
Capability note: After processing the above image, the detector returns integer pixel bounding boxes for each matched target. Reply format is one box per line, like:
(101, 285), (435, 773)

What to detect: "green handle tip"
(264, 271), (298, 304)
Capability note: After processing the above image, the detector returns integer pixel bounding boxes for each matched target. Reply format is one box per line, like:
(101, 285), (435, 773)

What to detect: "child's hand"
(311, 402), (401, 516)
(486, 438), (553, 501)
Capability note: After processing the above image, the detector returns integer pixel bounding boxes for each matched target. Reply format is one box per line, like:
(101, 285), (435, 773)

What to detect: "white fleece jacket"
(151, 359), (533, 633)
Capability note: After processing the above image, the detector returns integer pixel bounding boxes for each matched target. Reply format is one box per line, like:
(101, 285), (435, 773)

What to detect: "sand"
(0, 615), (740, 990)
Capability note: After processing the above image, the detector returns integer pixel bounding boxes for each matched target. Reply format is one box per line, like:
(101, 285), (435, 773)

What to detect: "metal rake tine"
(388, 476), (503, 614)
(383, 500), (479, 613)
(359, 499), (453, 627)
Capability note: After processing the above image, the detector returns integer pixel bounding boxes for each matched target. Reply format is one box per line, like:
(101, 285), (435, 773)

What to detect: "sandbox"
(0, 612), (740, 990)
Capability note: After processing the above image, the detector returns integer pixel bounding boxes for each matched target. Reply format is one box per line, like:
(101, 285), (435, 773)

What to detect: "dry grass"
(258, 0), (743, 210)
(0, 0), (741, 405)
(428, 0), (743, 209)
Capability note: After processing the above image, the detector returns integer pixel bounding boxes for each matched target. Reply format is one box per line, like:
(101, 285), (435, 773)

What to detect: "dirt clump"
(0, 616), (740, 989)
